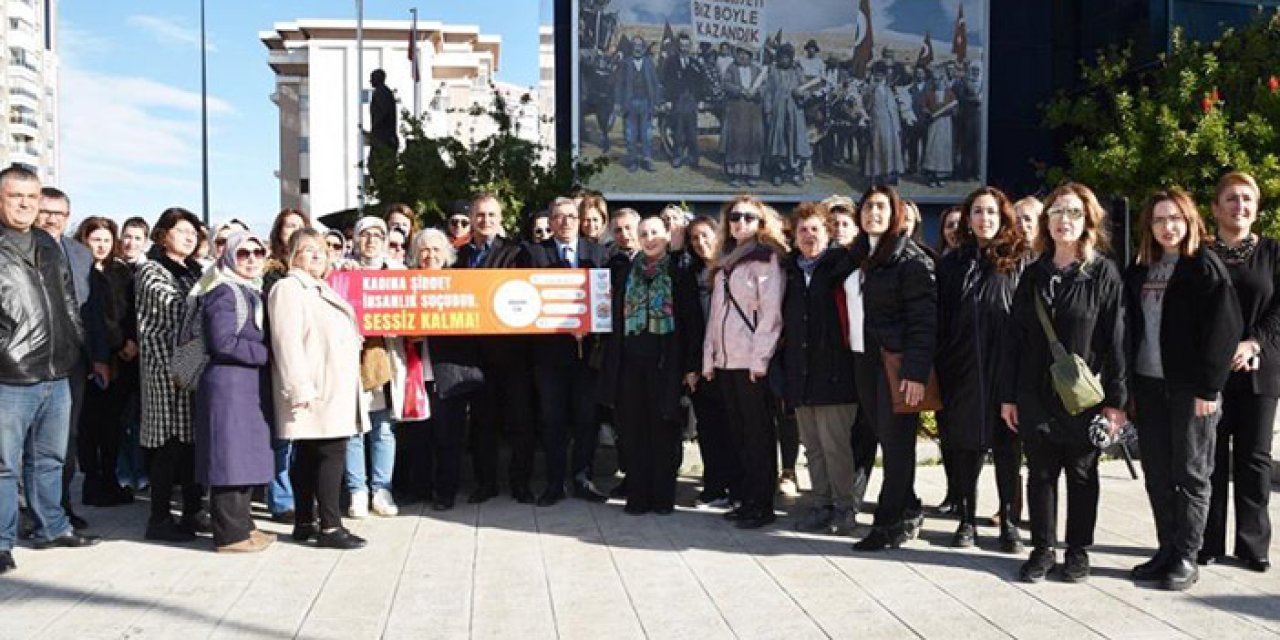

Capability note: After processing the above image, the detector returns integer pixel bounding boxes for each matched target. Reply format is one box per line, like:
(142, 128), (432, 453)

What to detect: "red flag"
(852, 0), (874, 77)
(916, 32), (934, 69)
(952, 4), (967, 62)
(408, 12), (420, 83)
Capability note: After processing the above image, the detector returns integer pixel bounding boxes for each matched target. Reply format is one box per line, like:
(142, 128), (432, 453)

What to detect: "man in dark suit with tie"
(455, 193), (539, 504)
(527, 197), (609, 506)
(36, 188), (103, 532)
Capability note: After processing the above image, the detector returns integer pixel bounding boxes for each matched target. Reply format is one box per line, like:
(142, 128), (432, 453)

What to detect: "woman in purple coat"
(194, 231), (275, 553)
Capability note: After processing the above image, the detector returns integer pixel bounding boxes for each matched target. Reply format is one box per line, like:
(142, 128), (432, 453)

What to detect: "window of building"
(298, 136), (309, 153)
(8, 46), (37, 72)
(300, 178), (310, 194)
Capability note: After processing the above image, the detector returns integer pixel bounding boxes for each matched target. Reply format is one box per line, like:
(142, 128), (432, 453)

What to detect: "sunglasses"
(235, 248), (267, 260)
(449, 218), (471, 228)
(728, 211), (759, 224)
(326, 241), (343, 250)
(533, 228), (551, 237)
(1047, 207), (1086, 221)
(214, 237), (229, 247)
(388, 242), (404, 250)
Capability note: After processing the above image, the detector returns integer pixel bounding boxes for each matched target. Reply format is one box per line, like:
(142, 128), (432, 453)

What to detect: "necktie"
(561, 245), (575, 267)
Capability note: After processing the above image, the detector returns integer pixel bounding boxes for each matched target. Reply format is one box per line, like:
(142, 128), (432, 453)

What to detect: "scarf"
(796, 249), (826, 279)
(1210, 235), (1257, 265)
(623, 253), (675, 336)
(147, 244), (202, 292)
(193, 231), (266, 329)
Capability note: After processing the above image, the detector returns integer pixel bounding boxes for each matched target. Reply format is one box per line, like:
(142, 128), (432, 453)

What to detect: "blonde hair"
(1215, 171), (1261, 203)
(715, 195), (789, 265)
(1136, 188), (1206, 265)
(1037, 182), (1111, 263)
(1013, 196), (1044, 217)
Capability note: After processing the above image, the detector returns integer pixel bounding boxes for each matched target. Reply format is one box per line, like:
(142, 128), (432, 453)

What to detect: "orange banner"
(328, 268), (613, 336)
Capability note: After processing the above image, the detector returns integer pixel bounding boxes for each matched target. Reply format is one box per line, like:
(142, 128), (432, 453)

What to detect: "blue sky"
(60, 0), (546, 234)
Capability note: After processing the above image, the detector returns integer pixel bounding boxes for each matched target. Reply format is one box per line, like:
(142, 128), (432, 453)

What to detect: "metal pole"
(200, 0), (209, 226)
(411, 7), (420, 119)
(356, 0), (365, 214)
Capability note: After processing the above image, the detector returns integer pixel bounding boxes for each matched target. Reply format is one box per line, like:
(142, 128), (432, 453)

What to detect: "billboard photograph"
(573, 0), (988, 201)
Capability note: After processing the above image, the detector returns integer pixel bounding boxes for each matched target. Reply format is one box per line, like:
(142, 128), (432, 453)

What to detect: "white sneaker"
(778, 472), (800, 498)
(371, 488), (399, 517)
(347, 490), (369, 519)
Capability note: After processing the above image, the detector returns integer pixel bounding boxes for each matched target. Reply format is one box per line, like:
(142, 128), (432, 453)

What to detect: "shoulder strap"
(1033, 295), (1069, 359)
(722, 270), (756, 333)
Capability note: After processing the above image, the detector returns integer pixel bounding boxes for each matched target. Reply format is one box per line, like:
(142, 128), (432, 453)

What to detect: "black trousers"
(776, 401), (799, 472)
(853, 351), (920, 530)
(948, 422), (1023, 525)
(210, 486), (254, 546)
(535, 361), (599, 491)
(78, 378), (126, 493)
(471, 361), (536, 492)
(1204, 373), (1275, 561)
(61, 359), (87, 510)
(1134, 376), (1218, 558)
(421, 389), (468, 502)
(145, 438), (204, 524)
(291, 437), (346, 531)
(616, 340), (682, 512)
(1024, 432), (1100, 549)
(393, 422), (431, 500)
(691, 376), (739, 500)
(718, 369), (776, 516)
(848, 407), (878, 514)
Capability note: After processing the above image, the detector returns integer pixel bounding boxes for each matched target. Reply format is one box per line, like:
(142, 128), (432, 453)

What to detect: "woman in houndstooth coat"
(135, 208), (208, 542)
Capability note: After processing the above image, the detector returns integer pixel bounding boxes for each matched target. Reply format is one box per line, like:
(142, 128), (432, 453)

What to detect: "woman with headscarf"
(192, 231), (276, 553)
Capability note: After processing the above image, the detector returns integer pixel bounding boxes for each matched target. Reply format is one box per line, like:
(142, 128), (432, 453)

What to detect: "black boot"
(952, 521), (976, 548)
(1161, 556), (1199, 591)
(1020, 546), (1056, 583)
(1059, 547), (1090, 583)
(1131, 547), (1174, 582)
(997, 502), (1024, 553)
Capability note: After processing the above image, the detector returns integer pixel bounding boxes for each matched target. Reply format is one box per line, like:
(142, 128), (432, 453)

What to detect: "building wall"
(0, 0), (58, 184)
(262, 20), (552, 217)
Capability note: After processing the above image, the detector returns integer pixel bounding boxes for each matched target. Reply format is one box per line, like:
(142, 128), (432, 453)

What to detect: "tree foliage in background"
(1044, 10), (1280, 237)
(367, 87), (605, 234)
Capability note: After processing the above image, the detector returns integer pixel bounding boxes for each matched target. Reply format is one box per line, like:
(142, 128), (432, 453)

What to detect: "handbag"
(1034, 296), (1105, 416)
(880, 349), (943, 414)
(170, 283), (247, 391)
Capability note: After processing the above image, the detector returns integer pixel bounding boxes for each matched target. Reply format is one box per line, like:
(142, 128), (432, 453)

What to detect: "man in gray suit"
(36, 187), (101, 531)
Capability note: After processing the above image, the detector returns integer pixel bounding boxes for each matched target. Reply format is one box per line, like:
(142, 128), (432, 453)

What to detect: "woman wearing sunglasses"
(192, 232), (275, 553)
(1002, 182), (1128, 583)
(702, 195), (787, 529)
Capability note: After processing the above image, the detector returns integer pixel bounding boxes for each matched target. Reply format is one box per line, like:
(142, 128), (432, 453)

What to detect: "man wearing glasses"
(456, 194), (538, 504)
(37, 187), (102, 533)
(446, 200), (472, 248)
(528, 197), (610, 505)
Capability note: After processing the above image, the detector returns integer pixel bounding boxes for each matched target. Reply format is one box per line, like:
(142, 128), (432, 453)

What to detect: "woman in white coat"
(269, 228), (370, 550)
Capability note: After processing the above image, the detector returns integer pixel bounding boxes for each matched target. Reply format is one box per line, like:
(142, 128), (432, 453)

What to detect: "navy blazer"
(529, 237), (608, 366)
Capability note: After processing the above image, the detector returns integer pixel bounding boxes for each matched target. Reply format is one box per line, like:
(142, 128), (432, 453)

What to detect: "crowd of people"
(582, 28), (982, 189)
(0, 164), (1273, 593)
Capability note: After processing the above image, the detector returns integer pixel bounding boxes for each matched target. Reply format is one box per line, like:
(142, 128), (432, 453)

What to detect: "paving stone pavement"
(2, 452), (1278, 640)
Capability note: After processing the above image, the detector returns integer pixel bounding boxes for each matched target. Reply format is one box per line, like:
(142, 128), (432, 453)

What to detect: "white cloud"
(127, 15), (217, 52)
(60, 61), (234, 200)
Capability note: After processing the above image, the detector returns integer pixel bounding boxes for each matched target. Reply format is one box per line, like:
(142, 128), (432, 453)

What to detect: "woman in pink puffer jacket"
(702, 195), (788, 529)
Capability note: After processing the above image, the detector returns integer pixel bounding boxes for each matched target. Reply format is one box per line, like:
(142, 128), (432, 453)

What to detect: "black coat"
(528, 237), (610, 366)
(1002, 255), (1128, 442)
(850, 233), (937, 383)
(1123, 251), (1242, 400)
(598, 252), (702, 421)
(1207, 237), (1280, 397)
(456, 236), (533, 368)
(781, 248), (856, 407)
(936, 246), (1024, 451)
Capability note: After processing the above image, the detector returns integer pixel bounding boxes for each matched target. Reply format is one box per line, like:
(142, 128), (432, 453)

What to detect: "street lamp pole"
(200, 0), (210, 226)
(356, 0), (365, 215)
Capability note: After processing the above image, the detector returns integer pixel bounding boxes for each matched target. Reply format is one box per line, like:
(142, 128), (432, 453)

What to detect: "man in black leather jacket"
(0, 166), (98, 576)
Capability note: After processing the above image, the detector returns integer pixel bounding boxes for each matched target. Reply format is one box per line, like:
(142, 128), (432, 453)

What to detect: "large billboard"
(573, 0), (988, 202)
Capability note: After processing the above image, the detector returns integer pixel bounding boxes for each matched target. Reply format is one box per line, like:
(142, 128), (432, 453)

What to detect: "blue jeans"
(268, 438), (295, 514)
(345, 409), (395, 493)
(116, 390), (148, 489)
(0, 380), (72, 550)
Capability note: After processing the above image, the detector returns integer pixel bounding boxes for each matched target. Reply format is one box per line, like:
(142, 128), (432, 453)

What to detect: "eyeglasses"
(728, 211), (759, 224)
(449, 218), (471, 228)
(1047, 207), (1086, 221)
(388, 241), (404, 250)
(235, 248), (267, 260)
(359, 231), (385, 240)
(533, 228), (552, 237)
(38, 209), (69, 219)
(214, 237), (229, 247)
(326, 241), (343, 250)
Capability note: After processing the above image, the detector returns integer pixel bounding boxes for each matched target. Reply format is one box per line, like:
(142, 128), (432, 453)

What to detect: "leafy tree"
(1044, 10), (1280, 236)
(367, 86), (605, 234)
